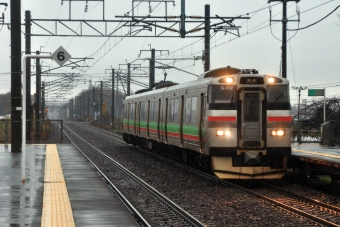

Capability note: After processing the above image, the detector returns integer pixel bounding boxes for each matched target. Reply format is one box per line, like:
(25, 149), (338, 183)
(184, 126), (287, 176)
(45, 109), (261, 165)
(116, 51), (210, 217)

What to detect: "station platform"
(0, 144), (139, 227)
(292, 144), (340, 164)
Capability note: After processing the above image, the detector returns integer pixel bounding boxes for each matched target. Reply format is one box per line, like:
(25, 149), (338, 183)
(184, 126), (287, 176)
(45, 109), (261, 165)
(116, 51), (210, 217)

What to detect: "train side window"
(191, 97), (197, 124)
(127, 103), (130, 120)
(150, 100), (159, 121)
(150, 101), (155, 121)
(185, 97), (191, 123)
(174, 98), (179, 122)
(130, 103), (135, 120)
(185, 97), (197, 124)
(168, 98), (179, 123)
(141, 102), (147, 121)
(169, 99), (174, 122)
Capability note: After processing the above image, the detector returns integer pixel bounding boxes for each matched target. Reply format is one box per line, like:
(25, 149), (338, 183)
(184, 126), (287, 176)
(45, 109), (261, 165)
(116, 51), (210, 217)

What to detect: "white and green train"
(122, 66), (292, 179)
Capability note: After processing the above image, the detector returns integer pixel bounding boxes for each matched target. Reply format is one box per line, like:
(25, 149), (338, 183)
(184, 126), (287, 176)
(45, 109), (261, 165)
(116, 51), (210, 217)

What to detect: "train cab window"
(208, 85), (236, 110)
(244, 93), (260, 122)
(267, 85), (290, 110)
(185, 97), (197, 124)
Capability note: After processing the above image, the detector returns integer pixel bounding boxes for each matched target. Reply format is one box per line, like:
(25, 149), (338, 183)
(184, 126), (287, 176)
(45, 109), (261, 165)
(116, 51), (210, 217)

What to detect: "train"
(122, 66), (292, 179)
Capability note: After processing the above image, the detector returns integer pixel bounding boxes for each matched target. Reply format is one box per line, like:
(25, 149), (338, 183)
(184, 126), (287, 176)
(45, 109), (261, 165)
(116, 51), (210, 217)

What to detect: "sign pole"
(22, 54), (51, 182)
(324, 88), (326, 123)
(21, 46), (70, 182)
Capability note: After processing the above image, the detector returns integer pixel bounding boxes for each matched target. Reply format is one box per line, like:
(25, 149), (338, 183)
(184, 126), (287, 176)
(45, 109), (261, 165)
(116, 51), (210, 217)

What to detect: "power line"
(287, 5), (340, 31)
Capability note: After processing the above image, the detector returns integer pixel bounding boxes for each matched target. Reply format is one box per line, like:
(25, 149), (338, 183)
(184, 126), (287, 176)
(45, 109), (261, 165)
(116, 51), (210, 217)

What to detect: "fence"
(291, 121), (323, 144)
(0, 119), (63, 144)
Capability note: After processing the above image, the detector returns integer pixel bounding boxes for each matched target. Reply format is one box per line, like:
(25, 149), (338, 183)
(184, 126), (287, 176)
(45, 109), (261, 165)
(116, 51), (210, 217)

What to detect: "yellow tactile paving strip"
(41, 144), (75, 227)
(293, 148), (340, 159)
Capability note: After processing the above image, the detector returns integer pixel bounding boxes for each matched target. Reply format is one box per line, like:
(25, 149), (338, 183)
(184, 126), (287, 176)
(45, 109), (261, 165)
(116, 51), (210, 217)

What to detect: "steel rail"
(64, 123), (205, 227)
(63, 126), (151, 227)
(72, 122), (340, 227)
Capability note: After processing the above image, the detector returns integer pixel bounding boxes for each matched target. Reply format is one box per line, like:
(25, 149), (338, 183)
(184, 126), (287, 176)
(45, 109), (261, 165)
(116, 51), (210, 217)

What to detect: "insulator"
(188, 28), (201, 33)
(166, 27), (177, 32)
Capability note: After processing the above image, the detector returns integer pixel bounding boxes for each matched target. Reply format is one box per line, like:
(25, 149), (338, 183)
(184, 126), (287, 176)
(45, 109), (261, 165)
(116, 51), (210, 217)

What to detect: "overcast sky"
(0, 0), (339, 105)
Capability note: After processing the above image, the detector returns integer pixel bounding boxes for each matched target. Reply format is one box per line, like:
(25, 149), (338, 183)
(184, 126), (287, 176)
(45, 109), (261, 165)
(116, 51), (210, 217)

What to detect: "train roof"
(124, 66), (288, 101)
(198, 66), (259, 79)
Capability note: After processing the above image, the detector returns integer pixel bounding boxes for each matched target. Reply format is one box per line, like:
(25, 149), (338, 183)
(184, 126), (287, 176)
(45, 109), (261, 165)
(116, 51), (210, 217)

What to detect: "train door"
(180, 95), (184, 146)
(199, 93), (205, 152)
(164, 98), (168, 143)
(136, 102), (140, 136)
(127, 103), (130, 133)
(147, 100), (150, 138)
(157, 99), (161, 141)
(239, 90), (264, 148)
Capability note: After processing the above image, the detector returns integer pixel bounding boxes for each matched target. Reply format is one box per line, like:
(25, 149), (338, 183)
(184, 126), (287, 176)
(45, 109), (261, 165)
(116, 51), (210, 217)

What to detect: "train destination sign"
(51, 46), (71, 66)
(308, 89), (324, 96)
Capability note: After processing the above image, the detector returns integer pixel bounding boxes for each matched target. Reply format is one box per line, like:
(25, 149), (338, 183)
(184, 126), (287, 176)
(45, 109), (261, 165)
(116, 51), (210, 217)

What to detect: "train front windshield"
(208, 85), (236, 110)
(267, 85), (290, 110)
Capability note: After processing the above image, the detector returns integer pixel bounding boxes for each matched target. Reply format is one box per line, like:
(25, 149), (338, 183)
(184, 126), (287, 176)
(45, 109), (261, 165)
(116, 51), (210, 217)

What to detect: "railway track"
(70, 122), (340, 227)
(64, 123), (205, 227)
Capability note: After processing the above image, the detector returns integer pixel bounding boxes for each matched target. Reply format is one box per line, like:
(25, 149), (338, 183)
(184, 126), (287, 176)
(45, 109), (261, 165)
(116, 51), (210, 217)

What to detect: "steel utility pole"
(87, 91), (90, 120)
(292, 86), (307, 144)
(41, 82), (45, 120)
(204, 4), (210, 72)
(92, 86), (95, 120)
(111, 69), (114, 130)
(35, 51), (41, 139)
(127, 64), (130, 96)
(180, 0), (186, 38)
(150, 49), (155, 88)
(100, 81), (103, 126)
(25, 10), (31, 142)
(119, 63), (142, 96)
(269, 0), (300, 78)
(139, 49), (169, 89)
(11, 0), (22, 152)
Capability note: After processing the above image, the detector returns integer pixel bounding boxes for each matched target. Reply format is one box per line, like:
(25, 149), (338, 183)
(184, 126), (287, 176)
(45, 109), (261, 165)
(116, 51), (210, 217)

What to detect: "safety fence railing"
(291, 121), (322, 144)
(0, 119), (63, 144)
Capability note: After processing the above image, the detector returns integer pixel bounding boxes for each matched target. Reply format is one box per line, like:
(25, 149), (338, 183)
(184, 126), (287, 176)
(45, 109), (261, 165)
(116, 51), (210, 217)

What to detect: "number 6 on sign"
(51, 46), (71, 66)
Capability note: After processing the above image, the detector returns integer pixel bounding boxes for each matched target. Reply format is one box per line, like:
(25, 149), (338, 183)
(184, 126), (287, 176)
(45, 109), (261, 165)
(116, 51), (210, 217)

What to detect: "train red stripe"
(208, 116), (236, 122)
(183, 134), (199, 141)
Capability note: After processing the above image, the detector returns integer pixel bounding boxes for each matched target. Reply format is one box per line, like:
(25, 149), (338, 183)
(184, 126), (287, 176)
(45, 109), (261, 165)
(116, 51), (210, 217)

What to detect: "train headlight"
(271, 129), (285, 136)
(268, 77), (275, 83)
(225, 77), (234, 83)
(216, 130), (224, 136)
(216, 130), (232, 137)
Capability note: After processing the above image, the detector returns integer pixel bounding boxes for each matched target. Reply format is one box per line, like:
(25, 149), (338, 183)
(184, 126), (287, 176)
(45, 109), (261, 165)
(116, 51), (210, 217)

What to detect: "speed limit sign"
(51, 46), (71, 66)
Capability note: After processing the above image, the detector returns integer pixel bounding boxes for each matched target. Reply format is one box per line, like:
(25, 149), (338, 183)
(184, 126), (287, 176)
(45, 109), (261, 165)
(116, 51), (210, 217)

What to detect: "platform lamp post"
(21, 46), (71, 182)
(292, 86), (307, 144)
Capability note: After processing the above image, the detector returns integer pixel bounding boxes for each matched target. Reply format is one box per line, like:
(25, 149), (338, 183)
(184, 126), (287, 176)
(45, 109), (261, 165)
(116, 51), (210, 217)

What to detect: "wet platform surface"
(57, 144), (139, 227)
(0, 144), (45, 226)
(292, 144), (340, 164)
(0, 144), (139, 227)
